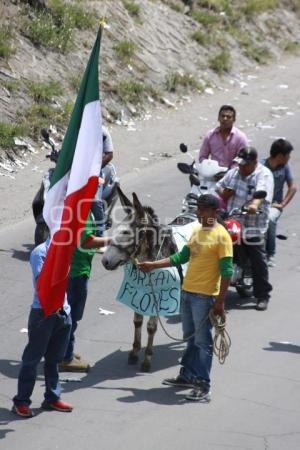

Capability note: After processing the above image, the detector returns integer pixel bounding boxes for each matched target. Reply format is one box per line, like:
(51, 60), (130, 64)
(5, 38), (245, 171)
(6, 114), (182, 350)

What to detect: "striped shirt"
(216, 163), (274, 237)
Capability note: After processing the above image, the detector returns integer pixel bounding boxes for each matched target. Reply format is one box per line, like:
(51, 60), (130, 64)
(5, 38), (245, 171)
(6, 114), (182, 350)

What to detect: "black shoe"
(162, 375), (194, 388)
(185, 382), (211, 402)
(256, 299), (268, 311)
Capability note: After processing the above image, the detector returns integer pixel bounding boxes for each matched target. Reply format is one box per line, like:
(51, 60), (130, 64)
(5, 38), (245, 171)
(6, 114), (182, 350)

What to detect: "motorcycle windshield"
(196, 160), (227, 178)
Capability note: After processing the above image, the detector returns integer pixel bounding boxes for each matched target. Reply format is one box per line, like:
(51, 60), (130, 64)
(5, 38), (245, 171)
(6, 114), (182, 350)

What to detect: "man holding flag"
(12, 25), (108, 416)
(59, 214), (110, 372)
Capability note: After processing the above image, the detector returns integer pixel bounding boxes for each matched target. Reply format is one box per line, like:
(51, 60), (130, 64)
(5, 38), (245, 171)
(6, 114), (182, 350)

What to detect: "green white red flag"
(37, 28), (103, 316)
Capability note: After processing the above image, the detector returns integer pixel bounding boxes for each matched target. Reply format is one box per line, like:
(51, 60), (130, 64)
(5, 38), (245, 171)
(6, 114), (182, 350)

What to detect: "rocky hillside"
(1, 0), (300, 164)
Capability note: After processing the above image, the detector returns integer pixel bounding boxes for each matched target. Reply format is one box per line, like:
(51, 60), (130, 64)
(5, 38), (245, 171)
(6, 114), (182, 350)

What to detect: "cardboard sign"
(117, 262), (181, 316)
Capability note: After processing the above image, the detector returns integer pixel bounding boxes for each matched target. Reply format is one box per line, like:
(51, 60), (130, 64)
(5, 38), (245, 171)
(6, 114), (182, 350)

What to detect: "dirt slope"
(1, 0), (300, 165)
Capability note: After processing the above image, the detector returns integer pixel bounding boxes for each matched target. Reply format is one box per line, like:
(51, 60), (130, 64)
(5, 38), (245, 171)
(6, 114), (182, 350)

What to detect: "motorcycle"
(175, 143), (267, 298)
(32, 128), (119, 246)
(222, 190), (267, 298)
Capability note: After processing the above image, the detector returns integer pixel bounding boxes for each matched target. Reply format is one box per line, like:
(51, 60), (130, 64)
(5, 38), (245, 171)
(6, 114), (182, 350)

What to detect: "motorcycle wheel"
(34, 223), (49, 247)
(235, 268), (253, 298)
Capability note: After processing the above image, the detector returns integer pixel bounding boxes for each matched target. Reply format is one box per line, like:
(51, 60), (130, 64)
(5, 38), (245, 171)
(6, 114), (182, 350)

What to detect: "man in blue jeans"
(12, 239), (73, 418)
(138, 195), (233, 402)
(262, 139), (297, 267)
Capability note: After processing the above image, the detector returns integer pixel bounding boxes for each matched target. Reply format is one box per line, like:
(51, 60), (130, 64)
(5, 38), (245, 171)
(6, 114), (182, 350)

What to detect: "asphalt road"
(0, 112), (300, 450)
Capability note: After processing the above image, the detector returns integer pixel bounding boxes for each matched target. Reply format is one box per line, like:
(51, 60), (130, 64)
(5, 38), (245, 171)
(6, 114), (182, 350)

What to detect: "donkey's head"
(102, 187), (168, 270)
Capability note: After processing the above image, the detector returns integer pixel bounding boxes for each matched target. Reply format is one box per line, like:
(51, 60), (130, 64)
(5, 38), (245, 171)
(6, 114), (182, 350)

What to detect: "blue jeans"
(91, 182), (105, 237)
(266, 207), (282, 258)
(179, 291), (214, 388)
(64, 275), (89, 361)
(13, 308), (71, 406)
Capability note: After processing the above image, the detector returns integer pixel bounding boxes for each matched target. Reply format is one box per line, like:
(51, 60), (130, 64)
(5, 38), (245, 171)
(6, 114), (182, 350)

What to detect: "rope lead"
(209, 309), (231, 364)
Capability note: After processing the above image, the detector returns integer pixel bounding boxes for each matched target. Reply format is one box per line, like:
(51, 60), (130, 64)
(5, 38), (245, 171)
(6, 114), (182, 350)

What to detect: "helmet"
(224, 218), (242, 244)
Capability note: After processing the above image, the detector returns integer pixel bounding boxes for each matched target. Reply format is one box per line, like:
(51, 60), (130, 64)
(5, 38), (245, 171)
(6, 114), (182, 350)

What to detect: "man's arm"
(199, 135), (210, 162)
(137, 245), (190, 271)
(137, 258), (172, 272)
(215, 172), (235, 200)
(102, 151), (113, 168)
(213, 277), (231, 316)
(82, 235), (112, 249)
(273, 180), (297, 209)
(30, 250), (45, 280)
(256, 166), (274, 204)
(214, 256), (233, 316)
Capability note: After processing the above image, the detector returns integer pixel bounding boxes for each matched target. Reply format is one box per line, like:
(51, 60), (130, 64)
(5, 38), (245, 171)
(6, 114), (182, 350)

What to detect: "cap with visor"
(233, 147), (257, 166)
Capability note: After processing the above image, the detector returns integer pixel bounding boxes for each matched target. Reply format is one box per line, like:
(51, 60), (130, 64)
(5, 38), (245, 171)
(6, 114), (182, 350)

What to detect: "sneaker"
(73, 352), (81, 360)
(185, 383), (211, 402)
(59, 357), (90, 372)
(185, 387), (211, 402)
(41, 399), (73, 412)
(162, 375), (194, 388)
(12, 404), (34, 418)
(267, 257), (276, 268)
(256, 299), (268, 311)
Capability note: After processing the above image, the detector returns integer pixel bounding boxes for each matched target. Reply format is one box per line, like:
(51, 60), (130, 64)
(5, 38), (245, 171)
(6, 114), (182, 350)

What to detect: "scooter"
(32, 128), (119, 246)
(177, 143), (228, 214)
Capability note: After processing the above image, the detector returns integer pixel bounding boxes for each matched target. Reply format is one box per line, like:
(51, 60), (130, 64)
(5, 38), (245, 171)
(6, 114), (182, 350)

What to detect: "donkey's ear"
(132, 192), (145, 219)
(117, 186), (133, 214)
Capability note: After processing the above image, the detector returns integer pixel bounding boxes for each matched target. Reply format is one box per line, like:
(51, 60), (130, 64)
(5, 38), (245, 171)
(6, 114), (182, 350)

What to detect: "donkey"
(102, 187), (180, 371)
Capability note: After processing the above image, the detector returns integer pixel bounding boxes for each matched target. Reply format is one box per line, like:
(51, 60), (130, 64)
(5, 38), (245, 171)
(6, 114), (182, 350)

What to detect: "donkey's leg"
(128, 312), (143, 364)
(141, 316), (158, 372)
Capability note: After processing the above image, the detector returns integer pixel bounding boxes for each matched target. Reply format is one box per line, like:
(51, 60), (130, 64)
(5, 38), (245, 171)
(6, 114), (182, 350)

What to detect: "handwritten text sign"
(117, 262), (181, 316)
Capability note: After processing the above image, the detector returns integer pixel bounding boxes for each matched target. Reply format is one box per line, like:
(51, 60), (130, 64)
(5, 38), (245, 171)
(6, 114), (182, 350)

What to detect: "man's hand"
(271, 202), (283, 210)
(247, 197), (263, 214)
(221, 187), (235, 201)
(213, 299), (225, 317)
(102, 151), (113, 168)
(137, 262), (155, 272)
(246, 203), (258, 214)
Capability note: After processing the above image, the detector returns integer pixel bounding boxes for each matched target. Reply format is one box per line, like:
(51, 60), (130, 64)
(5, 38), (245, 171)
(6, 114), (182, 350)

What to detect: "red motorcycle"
(222, 191), (267, 298)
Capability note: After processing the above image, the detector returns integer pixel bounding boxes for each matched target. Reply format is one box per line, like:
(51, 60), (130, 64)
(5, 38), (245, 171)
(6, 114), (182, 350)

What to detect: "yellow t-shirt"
(182, 223), (233, 296)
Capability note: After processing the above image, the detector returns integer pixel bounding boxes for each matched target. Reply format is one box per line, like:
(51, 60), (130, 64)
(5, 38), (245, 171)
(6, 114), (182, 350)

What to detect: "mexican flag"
(37, 28), (103, 316)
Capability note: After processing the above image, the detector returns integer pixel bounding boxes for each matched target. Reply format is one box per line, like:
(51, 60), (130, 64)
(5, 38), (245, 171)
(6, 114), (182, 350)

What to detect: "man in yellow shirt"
(138, 194), (233, 402)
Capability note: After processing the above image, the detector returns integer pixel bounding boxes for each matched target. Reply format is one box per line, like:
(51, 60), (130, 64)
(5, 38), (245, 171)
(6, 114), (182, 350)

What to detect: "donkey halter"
(109, 215), (154, 263)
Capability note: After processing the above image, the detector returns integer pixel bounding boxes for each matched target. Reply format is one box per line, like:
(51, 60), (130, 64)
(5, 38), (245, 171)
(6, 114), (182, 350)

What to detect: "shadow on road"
(12, 244), (34, 262)
(0, 341), (183, 395)
(0, 406), (46, 439)
(95, 385), (202, 406)
(0, 409), (14, 440)
(61, 342), (184, 394)
(0, 243), (34, 262)
(225, 290), (257, 311)
(0, 360), (22, 379)
(263, 341), (300, 354)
